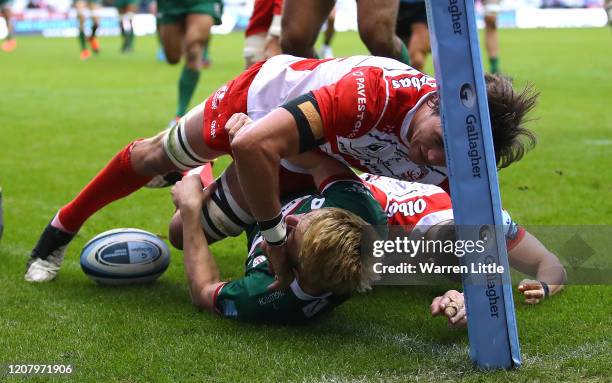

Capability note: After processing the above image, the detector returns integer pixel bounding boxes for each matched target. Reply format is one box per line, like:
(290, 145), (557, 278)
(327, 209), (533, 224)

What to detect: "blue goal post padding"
(425, 0), (521, 369)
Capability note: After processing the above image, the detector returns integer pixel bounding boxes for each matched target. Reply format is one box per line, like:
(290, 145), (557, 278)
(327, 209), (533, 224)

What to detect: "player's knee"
(280, 26), (310, 56)
(200, 180), (255, 241)
(168, 213), (184, 250)
(131, 134), (175, 176)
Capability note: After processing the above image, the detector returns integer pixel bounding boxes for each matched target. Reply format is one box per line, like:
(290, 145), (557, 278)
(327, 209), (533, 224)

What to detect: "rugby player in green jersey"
(170, 156), (387, 322)
(156, 0), (223, 126)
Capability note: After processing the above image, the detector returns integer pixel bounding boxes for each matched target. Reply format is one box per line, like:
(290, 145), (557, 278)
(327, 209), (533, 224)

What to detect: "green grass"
(1, 29), (611, 382)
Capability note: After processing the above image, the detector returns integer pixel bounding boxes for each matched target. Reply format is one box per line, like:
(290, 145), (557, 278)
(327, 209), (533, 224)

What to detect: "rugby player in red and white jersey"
(243, 0), (283, 68)
(26, 54), (538, 285)
(359, 173), (566, 308)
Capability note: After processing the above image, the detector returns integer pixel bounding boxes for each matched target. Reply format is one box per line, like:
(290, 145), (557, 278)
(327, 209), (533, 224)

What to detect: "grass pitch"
(0, 28), (611, 382)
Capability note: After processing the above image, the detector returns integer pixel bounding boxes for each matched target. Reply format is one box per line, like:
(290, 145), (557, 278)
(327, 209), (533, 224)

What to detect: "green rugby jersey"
(213, 176), (387, 323)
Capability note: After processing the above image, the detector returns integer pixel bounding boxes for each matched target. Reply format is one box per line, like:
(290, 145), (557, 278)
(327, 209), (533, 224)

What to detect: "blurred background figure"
(115, 0), (138, 53)
(75, 0), (101, 60)
(281, 0), (410, 64)
(156, 0), (223, 126)
(319, 6), (336, 59)
(395, 0), (429, 72)
(606, 0), (612, 29)
(0, 0), (16, 51)
(243, 0), (282, 69)
(482, 0), (501, 73)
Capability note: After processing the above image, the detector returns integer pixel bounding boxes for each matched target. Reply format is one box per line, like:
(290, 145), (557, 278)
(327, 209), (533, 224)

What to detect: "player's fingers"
(525, 298), (540, 305)
(451, 306), (466, 325)
(524, 289), (544, 299)
(439, 295), (451, 309)
(430, 296), (443, 315)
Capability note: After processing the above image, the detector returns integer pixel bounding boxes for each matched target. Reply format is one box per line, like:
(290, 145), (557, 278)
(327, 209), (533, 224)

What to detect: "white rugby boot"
(25, 223), (75, 282)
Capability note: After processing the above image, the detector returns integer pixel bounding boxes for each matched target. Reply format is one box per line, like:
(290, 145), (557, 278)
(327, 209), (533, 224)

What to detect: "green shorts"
(115, 0), (138, 9)
(157, 0), (223, 25)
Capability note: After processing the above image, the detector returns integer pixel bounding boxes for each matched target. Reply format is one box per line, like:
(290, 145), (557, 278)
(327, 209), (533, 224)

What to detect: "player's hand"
(225, 113), (253, 144)
(518, 279), (546, 304)
(172, 174), (216, 214)
(430, 290), (467, 327)
(262, 241), (294, 291)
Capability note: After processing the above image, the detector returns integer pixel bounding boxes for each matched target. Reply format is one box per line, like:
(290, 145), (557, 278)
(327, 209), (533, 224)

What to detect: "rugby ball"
(80, 228), (170, 285)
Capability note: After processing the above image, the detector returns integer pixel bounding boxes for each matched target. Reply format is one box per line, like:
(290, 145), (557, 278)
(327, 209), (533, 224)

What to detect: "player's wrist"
(259, 213), (287, 246)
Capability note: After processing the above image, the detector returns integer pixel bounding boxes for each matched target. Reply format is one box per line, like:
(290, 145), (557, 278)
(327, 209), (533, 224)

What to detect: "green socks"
(399, 41), (411, 66)
(489, 57), (500, 74)
(78, 30), (87, 50)
(176, 67), (201, 117)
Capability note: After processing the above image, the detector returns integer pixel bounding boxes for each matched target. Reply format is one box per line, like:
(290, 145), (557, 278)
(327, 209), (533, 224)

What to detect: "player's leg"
(175, 13), (214, 120)
(319, 7), (335, 59)
(483, 0), (500, 73)
(26, 102), (225, 282)
(169, 163), (254, 249)
(356, 0), (410, 65)
(280, 0), (334, 58)
(74, 0), (90, 59)
(606, 0), (612, 29)
(1, 3), (17, 52)
(119, 2), (137, 52)
(201, 36), (211, 68)
(88, 1), (101, 53)
(408, 22), (429, 72)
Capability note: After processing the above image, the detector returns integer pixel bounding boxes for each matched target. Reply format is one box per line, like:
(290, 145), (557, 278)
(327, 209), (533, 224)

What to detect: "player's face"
(408, 113), (446, 167)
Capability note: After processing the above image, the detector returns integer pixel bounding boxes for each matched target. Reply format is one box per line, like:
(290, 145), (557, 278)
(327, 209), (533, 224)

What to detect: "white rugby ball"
(80, 228), (170, 285)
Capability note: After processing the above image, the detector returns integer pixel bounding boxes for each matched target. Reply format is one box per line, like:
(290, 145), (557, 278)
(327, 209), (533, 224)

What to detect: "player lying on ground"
(170, 157), (387, 322)
(26, 55), (538, 284)
(170, 161), (467, 325)
(361, 174), (566, 305)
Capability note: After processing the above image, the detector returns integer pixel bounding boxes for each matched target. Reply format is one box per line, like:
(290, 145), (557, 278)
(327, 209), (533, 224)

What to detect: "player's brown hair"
(298, 208), (377, 295)
(428, 74), (539, 169)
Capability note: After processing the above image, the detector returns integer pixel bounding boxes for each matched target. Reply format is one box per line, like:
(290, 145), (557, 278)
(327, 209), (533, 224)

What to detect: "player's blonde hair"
(298, 208), (378, 295)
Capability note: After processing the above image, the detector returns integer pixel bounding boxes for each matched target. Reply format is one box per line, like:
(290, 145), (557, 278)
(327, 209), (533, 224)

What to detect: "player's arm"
(171, 175), (225, 312)
(229, 94), (325, 290)
(508, 230), (567, 304)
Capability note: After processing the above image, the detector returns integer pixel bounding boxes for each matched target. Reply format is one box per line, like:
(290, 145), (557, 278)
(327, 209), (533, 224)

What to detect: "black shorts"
(395, 1), (428, 39)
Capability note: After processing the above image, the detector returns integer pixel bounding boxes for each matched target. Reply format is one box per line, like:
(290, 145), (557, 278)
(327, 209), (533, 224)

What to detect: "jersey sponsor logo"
(349, 71), (368, 138)
(391, 75), (436, 91)
(258, 290), (285, 306)
(386, 198), (427, 218)
(210, 120), (217, 139)
(211, 85), (227, 110)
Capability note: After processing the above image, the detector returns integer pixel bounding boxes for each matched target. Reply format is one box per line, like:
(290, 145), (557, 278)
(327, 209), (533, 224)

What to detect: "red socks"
(56, 142), (152, 233)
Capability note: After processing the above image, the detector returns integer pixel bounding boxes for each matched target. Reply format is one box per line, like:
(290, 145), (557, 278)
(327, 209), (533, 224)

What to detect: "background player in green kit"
(115, 0), (139, 53)
(75, 0), (101, 60)
(1, 0), (16, 52)
(156, 0), (222, 126)
(170, 159), (387, 323)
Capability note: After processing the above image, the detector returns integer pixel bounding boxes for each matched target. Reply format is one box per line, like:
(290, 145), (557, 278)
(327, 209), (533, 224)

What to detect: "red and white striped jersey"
(242, 55), (447, 186)
(360, 173), (525, 250)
